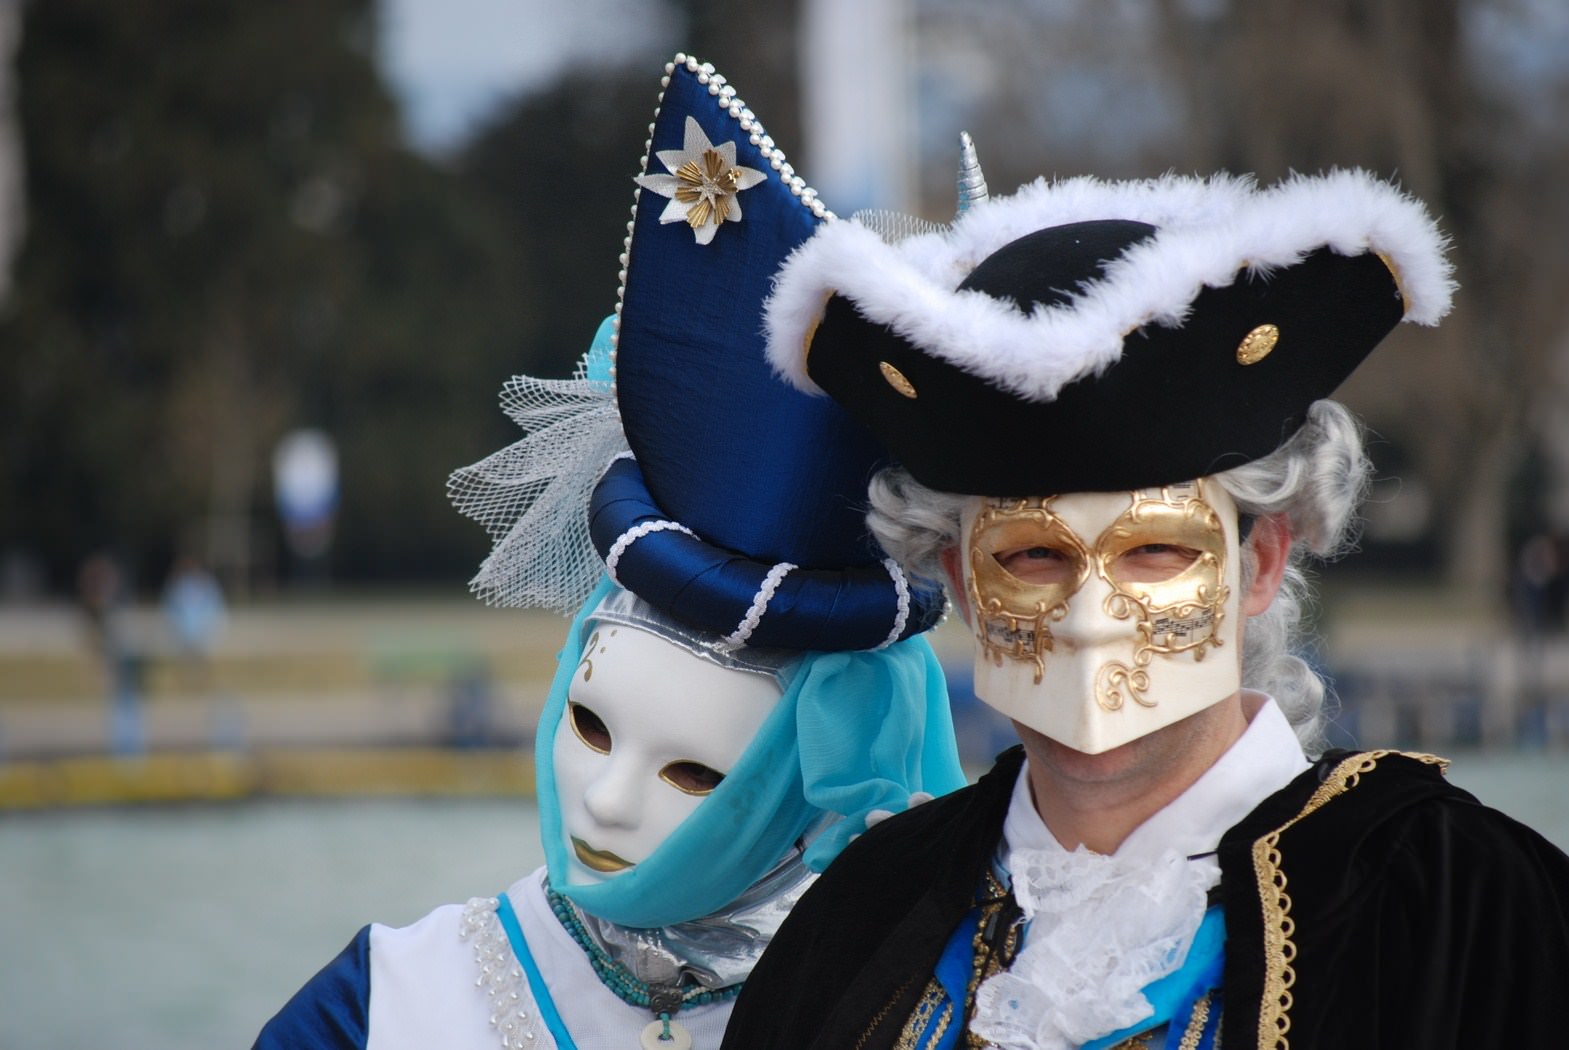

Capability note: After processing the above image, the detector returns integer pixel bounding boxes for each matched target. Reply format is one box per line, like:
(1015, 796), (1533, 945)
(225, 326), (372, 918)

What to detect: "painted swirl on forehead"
(576, 630), (600, 681)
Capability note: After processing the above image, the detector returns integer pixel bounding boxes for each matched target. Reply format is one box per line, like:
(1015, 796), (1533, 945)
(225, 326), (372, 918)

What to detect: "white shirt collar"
(1002, 692), (1311, 863)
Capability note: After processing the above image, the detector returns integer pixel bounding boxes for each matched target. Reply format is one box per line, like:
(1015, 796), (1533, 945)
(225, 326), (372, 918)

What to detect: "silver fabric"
(561, 843), (818, 991)
(586, 584), (799, 681)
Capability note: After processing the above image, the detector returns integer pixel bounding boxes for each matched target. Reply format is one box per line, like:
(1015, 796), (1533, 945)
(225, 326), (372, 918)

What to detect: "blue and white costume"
(255, 53), (965, 1050)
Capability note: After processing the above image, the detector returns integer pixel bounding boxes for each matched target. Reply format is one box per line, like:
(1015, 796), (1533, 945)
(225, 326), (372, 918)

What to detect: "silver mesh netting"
(447, 366), (627, 614)
(850, 208), (945, 244)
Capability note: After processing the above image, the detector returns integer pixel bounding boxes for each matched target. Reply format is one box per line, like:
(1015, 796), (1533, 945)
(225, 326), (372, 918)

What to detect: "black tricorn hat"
(764, 170), (1454, 496)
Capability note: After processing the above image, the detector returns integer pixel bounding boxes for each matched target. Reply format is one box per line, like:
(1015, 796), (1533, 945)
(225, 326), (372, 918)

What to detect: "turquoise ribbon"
(494, 892), (578, 1050)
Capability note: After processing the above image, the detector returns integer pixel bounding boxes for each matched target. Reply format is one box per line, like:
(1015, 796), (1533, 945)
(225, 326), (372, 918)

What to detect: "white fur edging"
(764, 169), (1455, 403)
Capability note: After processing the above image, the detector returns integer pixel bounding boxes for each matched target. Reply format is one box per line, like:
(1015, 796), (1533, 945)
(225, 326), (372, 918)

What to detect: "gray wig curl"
(865, 400), (1370, 755)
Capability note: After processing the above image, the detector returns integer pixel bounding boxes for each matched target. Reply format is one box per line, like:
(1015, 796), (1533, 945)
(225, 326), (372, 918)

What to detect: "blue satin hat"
(589, 54), (944, 652)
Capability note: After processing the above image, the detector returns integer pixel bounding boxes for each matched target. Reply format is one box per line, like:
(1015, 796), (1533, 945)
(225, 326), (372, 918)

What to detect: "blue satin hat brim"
(590, 457), (944, 650)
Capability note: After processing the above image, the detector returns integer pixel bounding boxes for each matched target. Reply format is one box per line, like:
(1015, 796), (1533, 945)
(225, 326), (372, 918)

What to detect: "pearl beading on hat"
(605, 519), (698, 585)
(609, 53), (836, 383)
(719, 561), (799, 651)
(878, 558), (912, 650)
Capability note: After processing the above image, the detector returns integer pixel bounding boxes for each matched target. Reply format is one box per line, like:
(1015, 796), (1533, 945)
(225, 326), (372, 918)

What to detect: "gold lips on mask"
(966, 480), (1233, 713)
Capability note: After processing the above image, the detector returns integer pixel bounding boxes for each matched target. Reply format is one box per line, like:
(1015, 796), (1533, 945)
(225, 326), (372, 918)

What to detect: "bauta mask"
(553, 621), (781, 883)
(961, 478), (1242, 754)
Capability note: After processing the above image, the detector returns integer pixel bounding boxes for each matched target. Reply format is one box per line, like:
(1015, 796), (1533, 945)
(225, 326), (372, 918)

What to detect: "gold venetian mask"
(961, 479), (1242, 754)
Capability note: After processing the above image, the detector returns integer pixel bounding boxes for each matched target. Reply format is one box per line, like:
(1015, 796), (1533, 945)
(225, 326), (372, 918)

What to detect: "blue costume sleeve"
(252, 926), (372, 1050)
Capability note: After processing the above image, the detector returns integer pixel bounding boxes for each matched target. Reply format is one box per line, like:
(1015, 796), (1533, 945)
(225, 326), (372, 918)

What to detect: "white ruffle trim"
(970, 847), (1209, 1050)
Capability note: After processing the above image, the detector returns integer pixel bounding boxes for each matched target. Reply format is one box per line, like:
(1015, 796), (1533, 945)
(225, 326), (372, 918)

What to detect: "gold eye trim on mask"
(1095, 480), (1231, 663)
(659, 760), (726, 796)
(968, 498), (1090, 684)
(567, 701), (612, 755)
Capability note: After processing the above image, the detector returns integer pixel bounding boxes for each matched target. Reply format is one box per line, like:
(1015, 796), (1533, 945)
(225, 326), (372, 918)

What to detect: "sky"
(376, 0), (675, 155)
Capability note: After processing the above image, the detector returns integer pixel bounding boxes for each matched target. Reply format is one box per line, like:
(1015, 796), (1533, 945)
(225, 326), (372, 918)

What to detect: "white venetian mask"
(960, 478), (1242, 754)
(553, 622), (782, 883)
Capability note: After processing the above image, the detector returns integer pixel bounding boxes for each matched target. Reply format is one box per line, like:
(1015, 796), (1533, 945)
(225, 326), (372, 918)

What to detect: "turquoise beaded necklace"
(547, 886), (744, 1015)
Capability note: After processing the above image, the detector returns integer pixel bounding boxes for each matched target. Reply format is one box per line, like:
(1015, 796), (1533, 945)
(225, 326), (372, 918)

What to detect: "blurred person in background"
(253, 54), (964, 1050)
(77, 549), (144, 755)
(161, 553), (226, 688)
(723, 164), (1569, 1048)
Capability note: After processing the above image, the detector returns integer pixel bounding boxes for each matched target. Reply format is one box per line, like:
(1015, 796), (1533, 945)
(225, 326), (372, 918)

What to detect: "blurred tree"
(1150, 0), (1569, 601)
(457, 2), (799, 382)
(915, 0), (1569, 601)
(672, 0), (803, 157)
(0, 0), (534, 592)
(458, 65), (669, 382)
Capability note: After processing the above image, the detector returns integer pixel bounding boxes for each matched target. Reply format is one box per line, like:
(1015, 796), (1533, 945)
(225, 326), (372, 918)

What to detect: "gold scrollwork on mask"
(968, 483), (1233, 706)
(967, 498), (1089, 684)
(1096, 659), (1151, 711)
(1094, 480), (1231, 672)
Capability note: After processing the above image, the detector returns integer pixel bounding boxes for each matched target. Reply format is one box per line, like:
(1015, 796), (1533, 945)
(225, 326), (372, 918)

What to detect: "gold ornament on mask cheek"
(966, 481), (1232, 706)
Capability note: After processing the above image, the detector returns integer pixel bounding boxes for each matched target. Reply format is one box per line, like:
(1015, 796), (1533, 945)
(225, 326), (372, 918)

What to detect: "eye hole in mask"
(659, 760), (726, 796)
(568, 702), (612, 754)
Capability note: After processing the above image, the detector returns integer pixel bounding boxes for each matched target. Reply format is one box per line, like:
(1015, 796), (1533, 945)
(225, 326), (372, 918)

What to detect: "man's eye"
(995, 546), (1076, 582)
(568, 702), (611, 754)
(1112, 544), (1202, 583)
(659, 761), (725, 796)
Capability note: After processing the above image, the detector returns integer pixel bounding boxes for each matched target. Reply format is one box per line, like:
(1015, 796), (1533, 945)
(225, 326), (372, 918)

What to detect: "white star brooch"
(635, 116), (766, 245)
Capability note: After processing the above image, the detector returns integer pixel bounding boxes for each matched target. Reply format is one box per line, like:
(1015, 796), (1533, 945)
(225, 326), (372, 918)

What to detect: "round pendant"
(640, 1017), (693, 1050)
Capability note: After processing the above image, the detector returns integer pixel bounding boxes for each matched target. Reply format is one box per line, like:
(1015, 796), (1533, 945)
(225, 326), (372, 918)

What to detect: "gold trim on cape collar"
(1249, 750), (1449, 1048)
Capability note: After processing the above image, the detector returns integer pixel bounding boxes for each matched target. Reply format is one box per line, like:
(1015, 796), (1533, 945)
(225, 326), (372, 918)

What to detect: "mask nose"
(1052, 571), (1126, 651)
(581, 758), (644, 830)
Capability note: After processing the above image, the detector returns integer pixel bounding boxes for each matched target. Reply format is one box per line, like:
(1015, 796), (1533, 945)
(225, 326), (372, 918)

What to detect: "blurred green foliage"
(0, 1), (662, 593)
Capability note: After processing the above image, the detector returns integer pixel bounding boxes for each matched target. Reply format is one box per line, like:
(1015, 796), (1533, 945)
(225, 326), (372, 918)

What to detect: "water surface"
(1, 752), (1563, 1049)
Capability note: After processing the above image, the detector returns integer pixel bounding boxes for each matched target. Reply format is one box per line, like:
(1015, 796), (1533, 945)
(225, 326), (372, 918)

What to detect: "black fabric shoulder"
(722, 748), (1026, 1050)
(1218, 751), (1569, 1049)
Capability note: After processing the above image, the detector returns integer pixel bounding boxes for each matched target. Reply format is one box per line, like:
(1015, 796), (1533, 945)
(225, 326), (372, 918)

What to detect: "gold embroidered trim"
(858, 975), (917, 1050)
(894, 983), (950, 1050)
(892, 871), (1021, 1049)
(1251, 750), (1447, 1048)
(1179, 990), (1215, 1050)
(1107, 1032), (1156, 1049)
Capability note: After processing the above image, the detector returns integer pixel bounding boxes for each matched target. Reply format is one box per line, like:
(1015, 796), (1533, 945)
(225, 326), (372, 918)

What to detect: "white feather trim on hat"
(764, 170), (1455, 403)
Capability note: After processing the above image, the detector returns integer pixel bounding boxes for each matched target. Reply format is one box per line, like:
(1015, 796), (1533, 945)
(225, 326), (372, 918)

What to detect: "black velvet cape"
(721, 746), (1569, 1050)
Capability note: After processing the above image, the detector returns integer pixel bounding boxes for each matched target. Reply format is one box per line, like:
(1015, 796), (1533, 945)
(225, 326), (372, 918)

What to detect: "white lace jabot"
(972, 693), (1310, 1050)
